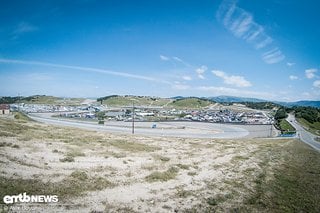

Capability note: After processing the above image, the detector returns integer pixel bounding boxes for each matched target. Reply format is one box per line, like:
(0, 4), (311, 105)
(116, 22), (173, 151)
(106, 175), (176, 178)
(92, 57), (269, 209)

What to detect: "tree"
(96, 111), (105, 120)
(274, 108), (287, 120)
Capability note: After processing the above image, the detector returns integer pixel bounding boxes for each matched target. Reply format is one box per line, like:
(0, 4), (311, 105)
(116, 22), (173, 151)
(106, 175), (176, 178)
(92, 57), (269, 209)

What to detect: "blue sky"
(0, 0), (319, 101)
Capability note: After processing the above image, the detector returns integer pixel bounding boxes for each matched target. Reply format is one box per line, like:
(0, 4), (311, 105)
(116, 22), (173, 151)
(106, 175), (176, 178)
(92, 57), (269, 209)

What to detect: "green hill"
(294, 106), (320, 135)
(98, 95), (172, 107)
(0, 95), (85, 105)
(168, 97), (214, 109)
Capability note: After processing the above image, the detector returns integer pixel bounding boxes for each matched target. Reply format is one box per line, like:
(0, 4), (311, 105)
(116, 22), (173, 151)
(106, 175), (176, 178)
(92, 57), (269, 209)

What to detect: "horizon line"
(0, 94), (318, 103)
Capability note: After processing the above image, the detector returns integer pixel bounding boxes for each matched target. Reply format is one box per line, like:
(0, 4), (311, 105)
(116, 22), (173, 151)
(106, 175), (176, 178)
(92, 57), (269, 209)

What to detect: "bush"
(59, 156), (75, 162)
(294, 106), (320, 124)
(70, 170), (88, 181)
(301, 112), (316, 123)
(274, 108), (287, 120)
(12, 144), (20, 149)
(145, 167), (179, 182)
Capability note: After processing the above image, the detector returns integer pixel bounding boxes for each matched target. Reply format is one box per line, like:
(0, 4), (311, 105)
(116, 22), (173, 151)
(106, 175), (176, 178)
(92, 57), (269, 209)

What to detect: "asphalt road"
(29, 113), (275, 138)
(28, 113), (274, 139)
(28, 114), (245, 138)
(286, 114), (320, 152)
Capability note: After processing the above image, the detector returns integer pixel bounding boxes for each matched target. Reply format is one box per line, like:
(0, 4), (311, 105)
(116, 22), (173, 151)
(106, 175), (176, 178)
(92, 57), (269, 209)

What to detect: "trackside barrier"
(278, 133), (296, 137)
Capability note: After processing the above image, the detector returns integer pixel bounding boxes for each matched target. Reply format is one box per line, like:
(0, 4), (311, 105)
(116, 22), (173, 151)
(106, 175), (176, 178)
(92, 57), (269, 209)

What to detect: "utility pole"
(132, 101), (135, 134)
(18, 93), (20, 112)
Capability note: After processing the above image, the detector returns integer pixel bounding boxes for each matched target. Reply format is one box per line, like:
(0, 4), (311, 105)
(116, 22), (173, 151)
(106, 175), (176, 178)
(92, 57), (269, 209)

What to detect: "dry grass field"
(0, 114), (320, 212)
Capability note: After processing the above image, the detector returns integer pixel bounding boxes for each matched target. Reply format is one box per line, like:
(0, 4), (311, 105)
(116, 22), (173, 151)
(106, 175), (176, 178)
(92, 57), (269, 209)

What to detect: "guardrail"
(278, 133), (296, 137)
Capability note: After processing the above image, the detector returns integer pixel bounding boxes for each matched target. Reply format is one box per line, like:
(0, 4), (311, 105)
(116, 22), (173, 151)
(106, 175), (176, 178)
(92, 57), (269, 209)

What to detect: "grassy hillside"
(168, 97), (214, 109)
(241, 102), (280, 110)
(22, 95), (85, 105)
(13, 112), (34, 121)
(1, 116), (320, 211)
(0, 95), (85, 105)
(99, 95), (172, 107)
(278, 119), (296, 134)
(297, 117), (320, 135)
(294, 106), (320, 135)
(244, 140), (320, 212)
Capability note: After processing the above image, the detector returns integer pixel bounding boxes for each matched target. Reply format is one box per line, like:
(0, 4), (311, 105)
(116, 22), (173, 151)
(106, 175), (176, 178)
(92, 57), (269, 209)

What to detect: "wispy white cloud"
(231, 12), (253, 38)
(160, 55), (170, 61)
(300, 91), (320, 101)
(313, 80), (320, 88)
(0, 58), (172, 85)
(12, 22), (38, 39)
(182, 75), (192, 81)
(302, 92), (311, 97)
(305, 68), (317, 79)
(14, 22), (38, 34)
(255, 37), (273, 49)
(261, 48), (285, 64)
(172, 57), (182, 62)
(197, 86), (237, 94)
(287, 62), (295, 67)
(289, 75), (298, 80)
(216, 0), (284, 64)
(160, 55), (194, 68)
(244, 24), (263, 42)
(198, 75), (205, 80)
(212, 70), (251, 87)
(160, 56), (210, 81)
(216, 0), (271, 49)
(195, 65), (207, 79)
(172, 56), (193, 67)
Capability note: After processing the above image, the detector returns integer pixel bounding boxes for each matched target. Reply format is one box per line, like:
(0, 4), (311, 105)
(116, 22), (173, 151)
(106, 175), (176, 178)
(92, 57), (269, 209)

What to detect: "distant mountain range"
(276, 100), (320, 108)
(172, 95), (320, 108)
(207, 96), (265, 103)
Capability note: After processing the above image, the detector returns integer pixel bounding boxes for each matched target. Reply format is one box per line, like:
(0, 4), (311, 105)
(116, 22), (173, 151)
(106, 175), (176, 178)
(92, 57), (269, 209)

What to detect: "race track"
(29, 113), (275, 139)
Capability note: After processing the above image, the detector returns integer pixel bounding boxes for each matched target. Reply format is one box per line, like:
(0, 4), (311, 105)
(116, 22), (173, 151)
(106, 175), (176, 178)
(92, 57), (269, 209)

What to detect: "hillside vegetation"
(0, 95), (84, 105)
(294, 106), (320, 123)
(274, 108), (296, 134)
(293, 106), (320, 135)
(97, 95), (172, 107)
(1, 116), (320, 211)
(169, 97), (214, 109)
(240, 102), (280, 110)
(272, 106), (320, 135)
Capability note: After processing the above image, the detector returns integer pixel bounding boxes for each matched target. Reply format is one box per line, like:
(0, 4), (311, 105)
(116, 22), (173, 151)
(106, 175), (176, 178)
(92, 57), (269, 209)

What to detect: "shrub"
(59, 156), (75, 162)
(145, 167), (179, 182)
